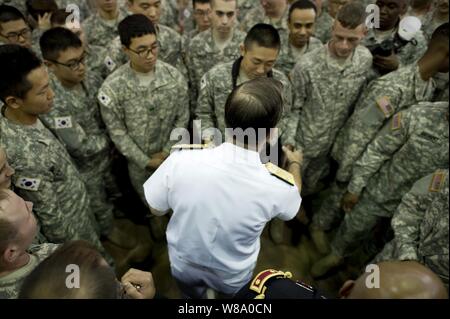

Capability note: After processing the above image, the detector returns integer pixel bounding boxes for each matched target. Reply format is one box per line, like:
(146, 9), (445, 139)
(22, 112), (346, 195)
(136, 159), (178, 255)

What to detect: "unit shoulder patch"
(265, 162), (295, 186)
(391, 112), (402, 131)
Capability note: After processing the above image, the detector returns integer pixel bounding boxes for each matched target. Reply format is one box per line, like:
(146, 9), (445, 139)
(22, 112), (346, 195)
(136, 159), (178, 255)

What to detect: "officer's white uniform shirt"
(144, 142), (302, 288)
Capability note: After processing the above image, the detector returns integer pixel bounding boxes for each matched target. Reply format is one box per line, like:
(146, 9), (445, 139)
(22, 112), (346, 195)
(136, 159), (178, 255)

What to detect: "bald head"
(340, 261), (448, 299)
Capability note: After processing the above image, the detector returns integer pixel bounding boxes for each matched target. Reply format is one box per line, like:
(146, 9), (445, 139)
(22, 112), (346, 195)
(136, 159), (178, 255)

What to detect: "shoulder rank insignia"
(250, 269), (293, 299)
(429, 171), (446, 192)
(265, 162), (295, 186)
(171, 144), (209, 151)
(391, 112), (402, 131)
(15, 177), (41, 192)
(376, 96), (394, 118)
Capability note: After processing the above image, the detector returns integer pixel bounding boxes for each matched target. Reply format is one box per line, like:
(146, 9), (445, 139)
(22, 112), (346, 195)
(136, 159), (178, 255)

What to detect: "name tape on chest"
(15, 177), (41, 192)
(429, 171), (446, 192)
(55, 116), (73, 129)
(376, 96), (394, 118)
(265, 162), (295, 186)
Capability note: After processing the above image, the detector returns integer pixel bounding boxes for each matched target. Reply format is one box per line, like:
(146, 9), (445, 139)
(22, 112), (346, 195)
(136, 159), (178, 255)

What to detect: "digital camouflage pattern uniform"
(0, 116), (106, 256)
(82, 7), (128, 47)
(196, 58), (296, 147)
(240, 6), (289, 39)
(330, 101), (449, 258)
(275, 34), (323, 76)
(39, 72), (115, 237)
(290, 45), (373, 195)
(314, 11), (334, 44)
(98, 61), (189, 203)
(375, 169), (449, 288)
(0, 243), (59, 299)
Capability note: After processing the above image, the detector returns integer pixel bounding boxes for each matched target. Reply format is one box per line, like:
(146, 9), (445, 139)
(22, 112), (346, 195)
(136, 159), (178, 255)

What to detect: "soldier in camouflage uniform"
(0, 189), (60, 299)
(106, 1), (186, 76)
(0, 5), (33, 49)
(240, 0), (290, 38)
(82, 0), (128, 47)
(363, 0), (428, 78)
(311, 101), (449, 278)
(310, 24), (449, 245)
(38, 28), (116, 240)
(186, 0), (245, 111)
(196, 23), (295, 147)
(276, 0), (323, 76)
(98, 15), (189, 207)
(374, 169), (449, 288)
(0, 45), (108, 260)
(238, 0), (255, 22)
(181, 0), (211, 53)
(290, 2), (372, 196)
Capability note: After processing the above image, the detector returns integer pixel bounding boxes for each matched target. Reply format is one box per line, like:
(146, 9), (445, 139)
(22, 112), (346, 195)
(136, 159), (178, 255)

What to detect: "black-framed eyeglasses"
(127, 43), (159, 59)
(48, 52), (86, 71)
(0, 28), (31, 42)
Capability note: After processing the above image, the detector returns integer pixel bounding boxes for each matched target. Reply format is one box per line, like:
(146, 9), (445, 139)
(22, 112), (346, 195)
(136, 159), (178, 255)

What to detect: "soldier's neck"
(213, 28), (233, 43)
(418, 52), (444, 81)
(4, 107), (38, 126)
(0, 253), (31, 278)
(99, 9), (119, 21)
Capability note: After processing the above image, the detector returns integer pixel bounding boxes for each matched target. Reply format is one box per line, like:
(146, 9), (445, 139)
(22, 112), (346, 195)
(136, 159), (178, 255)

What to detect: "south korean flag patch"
(16, 177), (41, 192)
(98, 92), (112, 106)
(55, 116), (73, 129)
(104, 56), (116, 71)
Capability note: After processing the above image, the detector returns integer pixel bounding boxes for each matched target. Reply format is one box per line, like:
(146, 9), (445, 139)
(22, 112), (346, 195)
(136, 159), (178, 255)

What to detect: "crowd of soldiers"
(0, 0), (448, 299)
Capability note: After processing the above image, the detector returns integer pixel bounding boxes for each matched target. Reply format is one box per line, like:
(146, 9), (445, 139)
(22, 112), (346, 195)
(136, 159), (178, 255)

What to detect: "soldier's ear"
(239, 43), (246, 57)
(338, 280), (355, 299)
(3, 96), (22, 110)
(2, 245), (20, 264)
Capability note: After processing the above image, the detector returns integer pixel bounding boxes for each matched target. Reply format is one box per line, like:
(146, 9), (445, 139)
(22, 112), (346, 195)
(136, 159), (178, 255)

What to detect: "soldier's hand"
(121, 269), (156, 299)
(373, 53), (399, 72)
(282, 146), (303, 168)
(37, 12), (52, 30)
(341, 192), (359, 213)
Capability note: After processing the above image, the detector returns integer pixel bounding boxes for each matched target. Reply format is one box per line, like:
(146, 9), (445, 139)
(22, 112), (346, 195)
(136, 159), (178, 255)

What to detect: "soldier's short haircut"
(0, 5), (27, 30)
(288, 0), (317, 22)
(26, 0), (58, 22)
(244, 23), (281, 50)
(118, 14), (157, 47)
(193, 0), (211, 8)
(0, 190), (17, 256)
(225, 77), (284, 140)
(210, 0), (237, 8)
(50, 8), (70, 27)
(19, 240), (118, 299)
(40, 27), (82, 62)
(0, 44), (42, 101)
(335, 1), (366, 30)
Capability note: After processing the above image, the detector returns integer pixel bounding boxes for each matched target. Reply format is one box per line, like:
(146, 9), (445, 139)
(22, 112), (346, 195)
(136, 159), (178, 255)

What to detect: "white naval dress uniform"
(143, 142), (302, 298)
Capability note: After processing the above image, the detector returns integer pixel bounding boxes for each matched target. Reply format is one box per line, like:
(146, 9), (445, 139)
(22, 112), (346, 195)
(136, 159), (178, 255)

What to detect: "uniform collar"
(125, 60), (171, 90)
(220, 142), (263, 166)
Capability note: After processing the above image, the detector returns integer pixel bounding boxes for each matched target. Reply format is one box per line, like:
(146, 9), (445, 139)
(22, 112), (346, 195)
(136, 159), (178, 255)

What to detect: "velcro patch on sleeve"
(15, 177), (41, 192)
(54, 116), (73, 129)
(429, 171), (446, 192)
(376, 96), (394, 118)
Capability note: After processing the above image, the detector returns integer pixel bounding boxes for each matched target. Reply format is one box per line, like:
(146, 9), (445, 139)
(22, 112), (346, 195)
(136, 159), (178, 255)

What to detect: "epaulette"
(250, 269), (293, 299)
(265, 162), (295, 186)
(171, 144), (209, 151)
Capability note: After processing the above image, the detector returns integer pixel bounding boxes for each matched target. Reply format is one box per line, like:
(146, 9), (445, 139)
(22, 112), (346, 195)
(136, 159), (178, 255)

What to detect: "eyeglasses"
(127, 43), (159, 59)
(194, 9), (211, 17)
(48, 53), (86, 71)
(0, 28), (31, 42)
